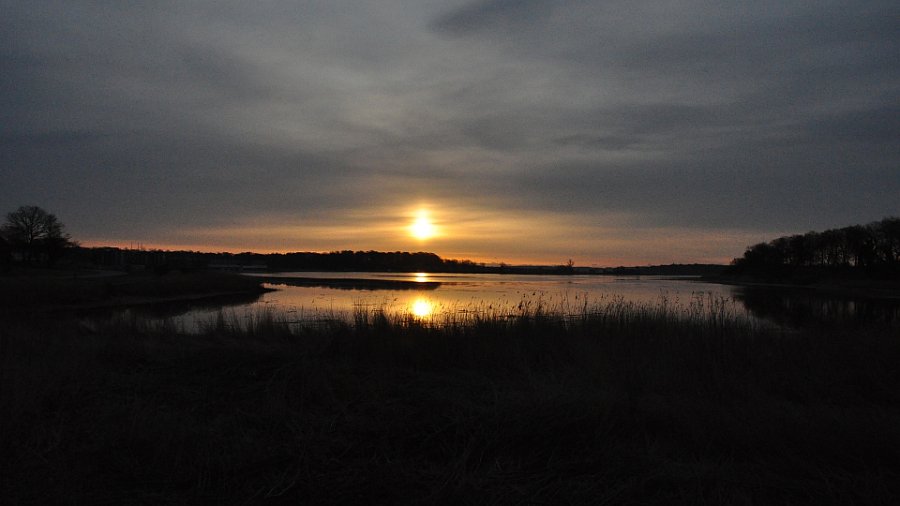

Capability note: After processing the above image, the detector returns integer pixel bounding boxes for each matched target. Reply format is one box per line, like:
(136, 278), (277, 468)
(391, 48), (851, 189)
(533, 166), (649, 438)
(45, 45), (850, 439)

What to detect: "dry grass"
(2, 298), (899, 505)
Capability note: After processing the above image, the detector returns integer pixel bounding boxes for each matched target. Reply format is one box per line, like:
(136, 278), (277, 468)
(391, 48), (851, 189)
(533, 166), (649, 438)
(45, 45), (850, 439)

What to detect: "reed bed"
(188, 290), (762, 334)
(2, 296), (899, 505)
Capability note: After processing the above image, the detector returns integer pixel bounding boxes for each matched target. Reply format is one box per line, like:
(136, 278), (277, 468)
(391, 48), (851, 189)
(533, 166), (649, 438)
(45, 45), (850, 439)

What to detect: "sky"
(2, 0), (898, 265)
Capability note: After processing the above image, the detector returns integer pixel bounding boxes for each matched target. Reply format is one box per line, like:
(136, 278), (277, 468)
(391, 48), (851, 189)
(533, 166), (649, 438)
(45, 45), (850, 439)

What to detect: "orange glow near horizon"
(73, 206), (759, 266)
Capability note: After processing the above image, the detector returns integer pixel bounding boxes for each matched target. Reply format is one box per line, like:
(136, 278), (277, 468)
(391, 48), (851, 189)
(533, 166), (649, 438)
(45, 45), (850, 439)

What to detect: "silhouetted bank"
(719, 217), (900, 293)
(47, 246), (726, 277)
(0, 271), (270, 314)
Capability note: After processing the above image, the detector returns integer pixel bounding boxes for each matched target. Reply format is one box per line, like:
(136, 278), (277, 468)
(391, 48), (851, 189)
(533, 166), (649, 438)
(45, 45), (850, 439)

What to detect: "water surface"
(96, 272), (898, 332)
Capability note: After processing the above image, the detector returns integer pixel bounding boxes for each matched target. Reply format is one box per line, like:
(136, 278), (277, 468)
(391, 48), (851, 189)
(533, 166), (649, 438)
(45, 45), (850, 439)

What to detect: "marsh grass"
(2, 296), (899, 505)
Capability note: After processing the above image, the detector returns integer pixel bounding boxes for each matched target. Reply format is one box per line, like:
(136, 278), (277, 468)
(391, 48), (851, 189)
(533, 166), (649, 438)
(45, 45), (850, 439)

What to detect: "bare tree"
(2, 205), (75, 265)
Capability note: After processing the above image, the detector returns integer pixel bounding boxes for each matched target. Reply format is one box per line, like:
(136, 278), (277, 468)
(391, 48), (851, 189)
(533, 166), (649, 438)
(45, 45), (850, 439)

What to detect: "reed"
(2, 299), (898, 505)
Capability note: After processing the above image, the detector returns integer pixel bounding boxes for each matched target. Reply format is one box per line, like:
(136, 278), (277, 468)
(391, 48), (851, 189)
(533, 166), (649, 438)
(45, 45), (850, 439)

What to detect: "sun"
(409, 210), (437, 240)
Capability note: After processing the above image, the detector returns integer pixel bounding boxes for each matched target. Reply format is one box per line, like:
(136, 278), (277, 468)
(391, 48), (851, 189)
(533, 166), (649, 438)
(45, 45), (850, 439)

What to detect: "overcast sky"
(2, 0), (898, 264)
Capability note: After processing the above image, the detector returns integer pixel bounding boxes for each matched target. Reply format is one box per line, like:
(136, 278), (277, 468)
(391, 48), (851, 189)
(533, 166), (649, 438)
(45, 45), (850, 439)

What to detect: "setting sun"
(410, 210), (437, 240)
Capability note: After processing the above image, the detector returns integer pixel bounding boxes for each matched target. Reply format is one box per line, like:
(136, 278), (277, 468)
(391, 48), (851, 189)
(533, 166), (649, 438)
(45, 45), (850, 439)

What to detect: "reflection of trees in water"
(262, 278), (441, 291)
(734, 287), (899, 328)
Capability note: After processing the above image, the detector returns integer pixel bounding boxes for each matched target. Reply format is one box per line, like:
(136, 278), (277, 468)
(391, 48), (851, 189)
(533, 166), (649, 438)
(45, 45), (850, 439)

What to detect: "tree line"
(1, 205), (576, 274)
(0, 206), (492, 273)
(74, 248), (498, 274)
(2, 205), (729, 276)
(727, 217), (900, 280)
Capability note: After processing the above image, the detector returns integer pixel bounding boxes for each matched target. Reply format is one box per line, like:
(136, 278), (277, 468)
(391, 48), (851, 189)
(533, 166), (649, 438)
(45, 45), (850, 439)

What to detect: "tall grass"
(2, 297), (899, 505)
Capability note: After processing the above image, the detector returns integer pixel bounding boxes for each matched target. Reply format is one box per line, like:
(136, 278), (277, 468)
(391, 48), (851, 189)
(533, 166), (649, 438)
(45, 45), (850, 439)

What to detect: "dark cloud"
(431, 0), (565, 34)
(803, 106), (900, 144)
(0, 130), (105, 148)
(1, 0), (898, 261)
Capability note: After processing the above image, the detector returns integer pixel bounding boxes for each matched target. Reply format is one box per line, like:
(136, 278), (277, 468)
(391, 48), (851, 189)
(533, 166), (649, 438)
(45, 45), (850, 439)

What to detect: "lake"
(97, 272), (900, 332)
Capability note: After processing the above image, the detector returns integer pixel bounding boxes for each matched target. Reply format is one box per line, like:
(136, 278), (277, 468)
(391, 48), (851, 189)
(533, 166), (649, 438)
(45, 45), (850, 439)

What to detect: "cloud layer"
(2, 0), (898, 264)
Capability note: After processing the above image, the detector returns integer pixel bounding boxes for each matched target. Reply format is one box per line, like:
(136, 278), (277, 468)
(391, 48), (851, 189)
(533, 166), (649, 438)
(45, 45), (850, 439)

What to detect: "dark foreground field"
(2, 295), (899, 505)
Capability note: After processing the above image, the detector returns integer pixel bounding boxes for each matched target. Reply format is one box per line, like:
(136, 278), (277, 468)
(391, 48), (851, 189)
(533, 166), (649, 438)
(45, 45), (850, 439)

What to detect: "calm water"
(99, 272), (900, 332)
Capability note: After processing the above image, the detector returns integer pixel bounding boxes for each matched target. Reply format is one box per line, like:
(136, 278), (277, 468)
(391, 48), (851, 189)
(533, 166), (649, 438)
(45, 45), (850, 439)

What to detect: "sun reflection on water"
(410, 298), (434, 319)
(414, 272), (429, 283)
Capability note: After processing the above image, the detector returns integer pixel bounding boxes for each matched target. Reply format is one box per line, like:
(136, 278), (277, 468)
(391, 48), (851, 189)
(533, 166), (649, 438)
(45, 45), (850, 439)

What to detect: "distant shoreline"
(255, 275), (442, 291)
(706, 275), (900, 300)
(47, 245), (729, 277)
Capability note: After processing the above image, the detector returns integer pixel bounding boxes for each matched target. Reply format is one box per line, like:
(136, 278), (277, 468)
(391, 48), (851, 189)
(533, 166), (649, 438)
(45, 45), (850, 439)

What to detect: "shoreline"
(46, 287), (275, 314)
(704, 276), (900, 300)
(255, 275), (442, 291)
(0, 271), (272, 315)
(4, 293), (898, 505)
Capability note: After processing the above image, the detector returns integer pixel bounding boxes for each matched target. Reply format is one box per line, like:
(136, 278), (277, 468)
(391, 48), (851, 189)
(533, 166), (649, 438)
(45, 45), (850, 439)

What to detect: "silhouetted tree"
(875, 217), (900, 265)
(556, 258), (576, 274)
(2, 205), (76, 266)
(727, 217), (900, 280)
